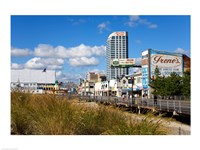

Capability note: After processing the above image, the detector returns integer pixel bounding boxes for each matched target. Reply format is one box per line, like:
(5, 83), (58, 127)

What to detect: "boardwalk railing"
(71, 95), (190, 115)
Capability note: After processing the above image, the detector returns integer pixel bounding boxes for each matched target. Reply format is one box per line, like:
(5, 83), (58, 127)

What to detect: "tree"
(165, 72), (182, 98)
(149, 66), (165, 96)
(149, 66), (187, 99)
(182, 70), (191, 98)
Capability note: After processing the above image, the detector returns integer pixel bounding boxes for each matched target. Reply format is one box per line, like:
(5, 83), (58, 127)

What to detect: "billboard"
(110, 58), (135, 68)
(149, 49), (183, 77)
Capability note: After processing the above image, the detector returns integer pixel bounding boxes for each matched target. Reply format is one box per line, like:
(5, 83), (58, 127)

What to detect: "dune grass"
(11, 92), (167, 135)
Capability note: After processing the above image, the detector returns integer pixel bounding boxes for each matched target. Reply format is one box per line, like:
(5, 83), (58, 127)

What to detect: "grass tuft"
(11, 92), (167, 135)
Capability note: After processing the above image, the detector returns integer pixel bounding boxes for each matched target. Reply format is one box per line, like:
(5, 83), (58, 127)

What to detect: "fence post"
(174, 101), (175, 111)
(160, 100), (161, 110)
(167, 101), (169, 111)
(146, 99), (148, 107)
(179, 101), (182, 113)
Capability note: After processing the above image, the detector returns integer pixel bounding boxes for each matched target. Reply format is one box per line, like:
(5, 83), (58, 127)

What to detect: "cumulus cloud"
(56, 71), (63, 78)
(34, 44), (55, 57)
(11, 47), (33, 57)
(126, 15), (158, 29)
(24, 57), (45, 69)
(11, 63), (24, 69)
(97, 21), (110, 33)
(24, 57), (64, 70)
(175, 48), (190, 56)
(68, 57), (99, 67)
(55, 71), (85, 83)
(34, 44), (106, 58)
(12, 43), (105, 69)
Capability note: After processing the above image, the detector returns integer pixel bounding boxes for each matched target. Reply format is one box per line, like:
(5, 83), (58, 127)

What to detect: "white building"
(109, 79), (120, 97)
(11, 69), (56, 93)
(94, 82), (102, 96)
(106, 31), (129, 80)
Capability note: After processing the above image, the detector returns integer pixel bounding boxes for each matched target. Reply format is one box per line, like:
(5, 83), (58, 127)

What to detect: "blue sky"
(11, 15), (190, 83)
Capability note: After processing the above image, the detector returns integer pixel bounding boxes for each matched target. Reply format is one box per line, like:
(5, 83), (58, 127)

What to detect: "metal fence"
(73, 95), (190, 115)
(149, 95), (190, 101)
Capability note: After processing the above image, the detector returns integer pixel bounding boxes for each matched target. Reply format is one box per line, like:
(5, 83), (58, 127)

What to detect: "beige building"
(86, 72), (106, 83)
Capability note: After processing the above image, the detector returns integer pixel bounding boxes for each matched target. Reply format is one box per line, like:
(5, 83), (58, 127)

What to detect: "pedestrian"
(154, 94), (158, 106)
(143, 94), (148, 105)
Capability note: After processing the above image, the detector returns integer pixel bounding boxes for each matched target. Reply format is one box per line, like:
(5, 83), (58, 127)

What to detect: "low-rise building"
(11, 69), (56, 93)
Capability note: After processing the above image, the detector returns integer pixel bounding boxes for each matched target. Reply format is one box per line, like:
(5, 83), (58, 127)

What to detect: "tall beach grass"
(11, 92), (167, 135)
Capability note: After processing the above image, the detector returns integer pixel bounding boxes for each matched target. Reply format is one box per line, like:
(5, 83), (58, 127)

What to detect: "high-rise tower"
(106, 31), (129, 80)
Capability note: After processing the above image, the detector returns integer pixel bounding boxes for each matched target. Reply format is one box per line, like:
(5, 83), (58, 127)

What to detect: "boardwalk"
(76, 96), (190, 116)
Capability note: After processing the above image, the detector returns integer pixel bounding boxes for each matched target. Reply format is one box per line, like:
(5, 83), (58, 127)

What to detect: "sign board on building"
(115, 32), (126, 36)
(110, 58), (135, 68)
(141, 50), (149, 89)
(149, 49), (183, 77)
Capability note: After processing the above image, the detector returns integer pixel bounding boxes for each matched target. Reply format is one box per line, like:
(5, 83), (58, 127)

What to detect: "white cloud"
(34, 44), (57, 57)
(24, 57), (64, 70)
(46, 65), (63, 70)
(55, 71), (85, 83)
(126, 16), (158, 29)
(69, 57), (99, 67)
(34, 44), (106, 58)
(56, 71), (62, 78)
(11, 63), (24, 69)
(37, 58), (64, 66)
(175, 48), (190, 56)
(24, 57), (45, 69)
(97, 21), (110, 33)
(11, 47), (33, 57)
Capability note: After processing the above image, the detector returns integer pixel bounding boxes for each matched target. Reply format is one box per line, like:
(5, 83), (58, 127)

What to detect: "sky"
(11, 15), (190, 83)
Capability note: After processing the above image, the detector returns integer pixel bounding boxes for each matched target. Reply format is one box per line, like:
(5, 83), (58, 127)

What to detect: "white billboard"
(110, 58), (135, 67)
(149, 49), (183, 77)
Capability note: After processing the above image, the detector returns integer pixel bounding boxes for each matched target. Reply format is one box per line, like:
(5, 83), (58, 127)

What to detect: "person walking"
(154, 94), (158, 106)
